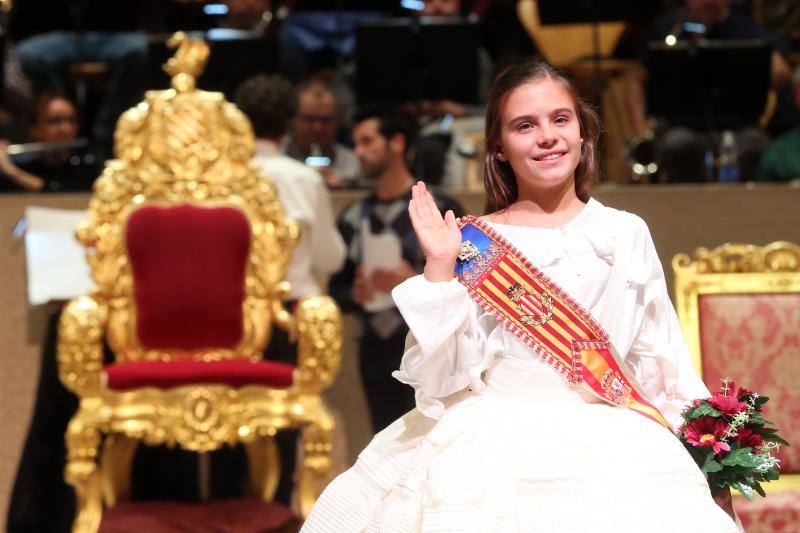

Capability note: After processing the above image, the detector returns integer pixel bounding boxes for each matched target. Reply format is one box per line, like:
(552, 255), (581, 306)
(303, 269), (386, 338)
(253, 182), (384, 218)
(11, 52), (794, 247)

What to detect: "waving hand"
(408, 181), (462, 282)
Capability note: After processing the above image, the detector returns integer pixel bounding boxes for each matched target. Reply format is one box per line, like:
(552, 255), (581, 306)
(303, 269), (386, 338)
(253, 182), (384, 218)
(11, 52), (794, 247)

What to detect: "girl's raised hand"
(408, 181), (462, 282)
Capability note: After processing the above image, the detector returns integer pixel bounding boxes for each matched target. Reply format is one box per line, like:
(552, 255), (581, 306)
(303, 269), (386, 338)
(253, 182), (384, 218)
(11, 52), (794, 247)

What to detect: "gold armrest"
(57, 296), (108, 398)
(294, 296), (342, 394)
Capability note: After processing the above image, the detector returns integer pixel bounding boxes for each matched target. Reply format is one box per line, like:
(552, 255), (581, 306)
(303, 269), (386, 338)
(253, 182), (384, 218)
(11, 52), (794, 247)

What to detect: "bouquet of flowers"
(678, 379), (788, 500)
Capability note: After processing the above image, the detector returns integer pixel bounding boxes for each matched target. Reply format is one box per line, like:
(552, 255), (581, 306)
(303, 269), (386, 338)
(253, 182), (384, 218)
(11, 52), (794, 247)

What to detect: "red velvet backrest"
(125, 204), (251, 352)
(699, 293), (800, 473)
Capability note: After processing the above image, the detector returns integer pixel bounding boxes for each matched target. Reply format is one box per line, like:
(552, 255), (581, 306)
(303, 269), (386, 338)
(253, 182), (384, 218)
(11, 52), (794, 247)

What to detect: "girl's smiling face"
(496, 78), (583, 195)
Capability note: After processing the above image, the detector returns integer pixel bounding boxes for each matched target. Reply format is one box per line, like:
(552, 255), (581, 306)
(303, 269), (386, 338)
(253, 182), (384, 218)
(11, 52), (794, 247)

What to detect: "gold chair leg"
(297, 405), (335, 518)
(65, 407), (103, 533)
(245, 436), (280, 501)
(100, 434), (138, 507)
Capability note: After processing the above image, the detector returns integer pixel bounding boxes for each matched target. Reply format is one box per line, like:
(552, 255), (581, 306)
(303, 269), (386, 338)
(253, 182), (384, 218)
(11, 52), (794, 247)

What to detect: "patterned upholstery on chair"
(698, 293), (800, 474)
(734, 491), (800, 533)
(673, 242), (800, 533)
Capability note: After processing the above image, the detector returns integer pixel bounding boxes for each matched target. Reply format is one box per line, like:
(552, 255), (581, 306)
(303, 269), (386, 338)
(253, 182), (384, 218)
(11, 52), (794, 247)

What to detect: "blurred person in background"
(756, 65), (800, 181)
(236, 73), (346, 311)
(283, 79), (361, 187)
(625, 0), (792, 182)
(10, 0), (149, 162)
(0, 91), (97, 192)
(329, 107), (462, 433)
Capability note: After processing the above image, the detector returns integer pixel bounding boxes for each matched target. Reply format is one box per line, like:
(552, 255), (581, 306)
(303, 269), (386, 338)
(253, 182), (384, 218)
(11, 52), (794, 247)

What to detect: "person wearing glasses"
(0, 91), (97, 192)
(282, 79), (361, 188)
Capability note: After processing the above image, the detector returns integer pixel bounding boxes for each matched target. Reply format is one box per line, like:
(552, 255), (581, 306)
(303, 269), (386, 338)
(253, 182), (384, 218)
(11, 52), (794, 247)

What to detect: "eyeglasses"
(43, 115), (78, 127)
(296, 114), (336, 125)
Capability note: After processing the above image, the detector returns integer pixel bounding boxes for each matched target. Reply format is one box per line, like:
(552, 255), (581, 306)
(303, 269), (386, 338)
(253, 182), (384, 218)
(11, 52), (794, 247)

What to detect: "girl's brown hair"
(482, 61), (602, 213)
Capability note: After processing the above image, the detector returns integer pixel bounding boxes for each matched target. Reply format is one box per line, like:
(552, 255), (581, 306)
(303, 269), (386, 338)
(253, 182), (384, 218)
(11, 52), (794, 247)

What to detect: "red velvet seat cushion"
(126, 204), (251, 351)
(104, 360), (295, 391)
(99, 498), (300, 532)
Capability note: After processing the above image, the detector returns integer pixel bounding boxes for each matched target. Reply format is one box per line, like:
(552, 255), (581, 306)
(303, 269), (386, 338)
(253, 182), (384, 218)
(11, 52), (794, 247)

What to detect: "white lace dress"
(301, 199), (738, 532)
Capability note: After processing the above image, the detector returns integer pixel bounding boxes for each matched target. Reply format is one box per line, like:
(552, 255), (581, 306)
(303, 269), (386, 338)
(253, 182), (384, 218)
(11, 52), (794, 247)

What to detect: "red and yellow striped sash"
(454, 215), (670, 429)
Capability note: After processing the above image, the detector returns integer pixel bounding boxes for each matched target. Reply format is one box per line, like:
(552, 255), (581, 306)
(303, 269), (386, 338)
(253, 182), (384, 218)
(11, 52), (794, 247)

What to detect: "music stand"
(645, 39), (771, 131)
(536, 0), (659, 103)
(147, 30), (278, 98)
(355, 17), (480, 105)
(537, 0), (656, 25)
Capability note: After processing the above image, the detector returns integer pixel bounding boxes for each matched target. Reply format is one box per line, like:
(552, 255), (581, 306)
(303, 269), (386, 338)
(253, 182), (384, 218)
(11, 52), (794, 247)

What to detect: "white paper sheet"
(24, 206), (92, 305)
(360, 219), (401, 312)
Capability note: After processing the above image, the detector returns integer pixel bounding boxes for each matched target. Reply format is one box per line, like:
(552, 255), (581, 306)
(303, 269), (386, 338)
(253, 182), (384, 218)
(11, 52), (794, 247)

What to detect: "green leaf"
(721, 448), (760, 468)
(702, 455), (723, 474)
(689, 404), (724, 418)
(730, 481), (754, 500)
(763, 469), (780, 481)
(763, 434), (790, 446)
(748, 412), (776, 426)
(753, 481), (766, 498)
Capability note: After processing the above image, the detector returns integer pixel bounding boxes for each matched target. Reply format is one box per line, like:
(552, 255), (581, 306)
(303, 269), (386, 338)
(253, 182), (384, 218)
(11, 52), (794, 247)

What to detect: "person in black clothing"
(0, 91), (98, 192)
(625, 0), (792, 182)
(330, 108), (463, 433)
(11, 0), (149, 162)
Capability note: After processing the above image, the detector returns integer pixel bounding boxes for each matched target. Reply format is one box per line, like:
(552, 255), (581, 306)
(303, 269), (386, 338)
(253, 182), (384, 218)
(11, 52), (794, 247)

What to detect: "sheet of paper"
(24, 206), (92, 305)
(360, 219), (401, 312)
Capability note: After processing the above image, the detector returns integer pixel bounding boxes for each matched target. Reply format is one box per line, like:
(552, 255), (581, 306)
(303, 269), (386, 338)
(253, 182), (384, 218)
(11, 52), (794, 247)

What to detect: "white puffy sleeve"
(390, 275), (499, 419)
(625, 218), (709, 431)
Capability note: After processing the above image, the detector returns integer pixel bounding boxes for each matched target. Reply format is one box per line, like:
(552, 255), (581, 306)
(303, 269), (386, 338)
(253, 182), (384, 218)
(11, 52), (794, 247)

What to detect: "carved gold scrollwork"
(296, 296), (343, 394)
(58, 32), (343, 532)
(673, 241), (800, 274)
(175, 388), (232, 452)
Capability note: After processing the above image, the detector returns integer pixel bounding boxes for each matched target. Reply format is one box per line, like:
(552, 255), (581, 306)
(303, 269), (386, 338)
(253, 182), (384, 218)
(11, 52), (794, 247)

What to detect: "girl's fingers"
(444, 209), (457, 230)
(408, 199), (421, 230)
(413, 183), (432, 220)
(421, 188), (437, 219)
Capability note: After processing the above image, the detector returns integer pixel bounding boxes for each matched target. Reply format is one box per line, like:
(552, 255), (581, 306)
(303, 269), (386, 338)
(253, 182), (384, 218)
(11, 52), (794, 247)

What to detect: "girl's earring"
(496, 152), (507, 161)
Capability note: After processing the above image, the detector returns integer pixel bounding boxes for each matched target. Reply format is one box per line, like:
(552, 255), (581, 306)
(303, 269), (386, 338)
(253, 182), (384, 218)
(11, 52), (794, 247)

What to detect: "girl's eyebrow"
(508, 108), (575, 124)
(508, 114), (533, 123)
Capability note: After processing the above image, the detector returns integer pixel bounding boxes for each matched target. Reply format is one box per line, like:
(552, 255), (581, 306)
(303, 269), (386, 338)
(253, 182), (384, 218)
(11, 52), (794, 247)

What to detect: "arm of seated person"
(0, 140), (44, 191)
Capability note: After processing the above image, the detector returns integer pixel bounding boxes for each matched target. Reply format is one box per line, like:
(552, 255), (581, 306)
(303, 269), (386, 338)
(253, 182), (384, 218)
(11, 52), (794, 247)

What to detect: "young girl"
(301, 61), (738, 532)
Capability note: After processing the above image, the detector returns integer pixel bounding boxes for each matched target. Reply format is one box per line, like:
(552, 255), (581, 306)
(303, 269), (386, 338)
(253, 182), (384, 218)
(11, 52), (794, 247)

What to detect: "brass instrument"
(6, 138), (89, 156)
(624, 125), (659, 183)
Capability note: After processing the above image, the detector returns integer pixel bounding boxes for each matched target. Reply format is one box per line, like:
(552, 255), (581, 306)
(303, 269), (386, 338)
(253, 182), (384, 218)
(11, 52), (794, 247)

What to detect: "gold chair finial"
(163, 31), (210, 93)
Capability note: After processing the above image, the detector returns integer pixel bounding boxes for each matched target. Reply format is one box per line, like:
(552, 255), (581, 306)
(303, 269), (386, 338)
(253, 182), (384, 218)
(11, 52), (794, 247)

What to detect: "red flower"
(708, 395), (749, 417)
(736, 386), (762, 411)
(684, 417), (732, 455)
(736, 386), (754, 400)
(735, 428), (764, 449)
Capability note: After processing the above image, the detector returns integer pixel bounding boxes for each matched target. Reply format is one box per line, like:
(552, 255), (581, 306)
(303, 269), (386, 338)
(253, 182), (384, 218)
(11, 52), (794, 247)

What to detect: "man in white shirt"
(236, 74), (346, 302)
(234, 73), (346, 504)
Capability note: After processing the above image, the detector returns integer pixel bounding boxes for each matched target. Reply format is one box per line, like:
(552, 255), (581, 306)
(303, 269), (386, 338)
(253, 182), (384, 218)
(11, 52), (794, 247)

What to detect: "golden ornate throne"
(57, 33), (342, 532)
(673, 242), (800, 532)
